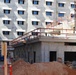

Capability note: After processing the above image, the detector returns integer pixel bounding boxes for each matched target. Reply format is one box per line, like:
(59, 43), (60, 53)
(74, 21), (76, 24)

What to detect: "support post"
(1, 42), (7, 75)
(74, 1), (76, 33)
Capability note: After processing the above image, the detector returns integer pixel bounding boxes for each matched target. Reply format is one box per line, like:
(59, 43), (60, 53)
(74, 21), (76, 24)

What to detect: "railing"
(12, 28), (75, 45)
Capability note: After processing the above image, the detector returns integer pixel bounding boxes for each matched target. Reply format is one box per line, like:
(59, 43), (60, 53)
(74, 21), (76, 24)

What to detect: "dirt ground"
(12, 60), (76, 75)
(0, 60), (76, 75)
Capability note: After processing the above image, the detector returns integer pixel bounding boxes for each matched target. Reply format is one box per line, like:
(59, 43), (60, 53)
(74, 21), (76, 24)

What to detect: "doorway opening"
(49, 51), (56, 61)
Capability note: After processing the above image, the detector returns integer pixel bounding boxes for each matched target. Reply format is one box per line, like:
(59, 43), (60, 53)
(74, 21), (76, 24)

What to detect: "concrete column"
(41, 42), (49, 62)
(57, 43), (64, 63)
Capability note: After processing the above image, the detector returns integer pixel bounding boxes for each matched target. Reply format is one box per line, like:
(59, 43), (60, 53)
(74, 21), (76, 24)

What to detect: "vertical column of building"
(74, 1), (76, 32)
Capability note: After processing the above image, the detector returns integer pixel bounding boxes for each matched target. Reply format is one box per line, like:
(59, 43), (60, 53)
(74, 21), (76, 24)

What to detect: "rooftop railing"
(12, 28), (76, 45)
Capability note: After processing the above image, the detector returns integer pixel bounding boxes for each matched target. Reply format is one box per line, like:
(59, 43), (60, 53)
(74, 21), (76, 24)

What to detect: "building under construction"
(0, 0), (76, 62)
(11, 0), (76, 63)
(12, 28), (76, 63)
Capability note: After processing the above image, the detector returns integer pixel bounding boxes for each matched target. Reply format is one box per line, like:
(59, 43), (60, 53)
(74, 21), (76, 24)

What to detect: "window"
(17, 32), (24, 36)
(3, 20), (10, 24)
(18, 10), (24, 15)
(4, 0), (11, 3)
(58, 13), (64, 17)
(18, 0), (24, 4)
(46, 12), (52, 16)
(71, 14), (75, 18)
(3, 31), (10, 35)
(58, 3), (64, 7)
(32, 21), (38, 25)
(58, 22), (62, 25)
(4, 10), (10, 14)
(46, 1), (52, 6)
(71, 4), (75, 8)
(17, 21), (24, 25)
(32, 32), (38, 35)
(32, 11), (39, 15)
(32, 0), (39, 5)
(46, 22), (52, 25)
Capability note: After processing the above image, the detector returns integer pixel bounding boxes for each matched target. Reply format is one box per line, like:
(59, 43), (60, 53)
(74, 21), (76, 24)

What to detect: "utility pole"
(74, 1), (76, 33)
(1, 42), (7, 75)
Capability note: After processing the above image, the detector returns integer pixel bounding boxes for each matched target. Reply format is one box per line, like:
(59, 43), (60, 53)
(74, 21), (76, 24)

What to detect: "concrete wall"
(14, 42), (42, 63)
(41, 42), (64, 62)
(41, 42), (76, 62)
(14, 40), (76, 63)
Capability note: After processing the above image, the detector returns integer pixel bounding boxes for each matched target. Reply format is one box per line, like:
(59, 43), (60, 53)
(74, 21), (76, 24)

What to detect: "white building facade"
(0, 0), (75, 61)
(0, 0), (75, 41)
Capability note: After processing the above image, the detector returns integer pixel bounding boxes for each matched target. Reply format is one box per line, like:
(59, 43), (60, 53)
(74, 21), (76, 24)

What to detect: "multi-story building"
(0, 0), (75, 59)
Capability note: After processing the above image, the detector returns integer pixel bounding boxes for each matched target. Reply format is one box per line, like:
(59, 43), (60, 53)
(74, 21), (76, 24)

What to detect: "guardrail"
(12, 28), (75, 45)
